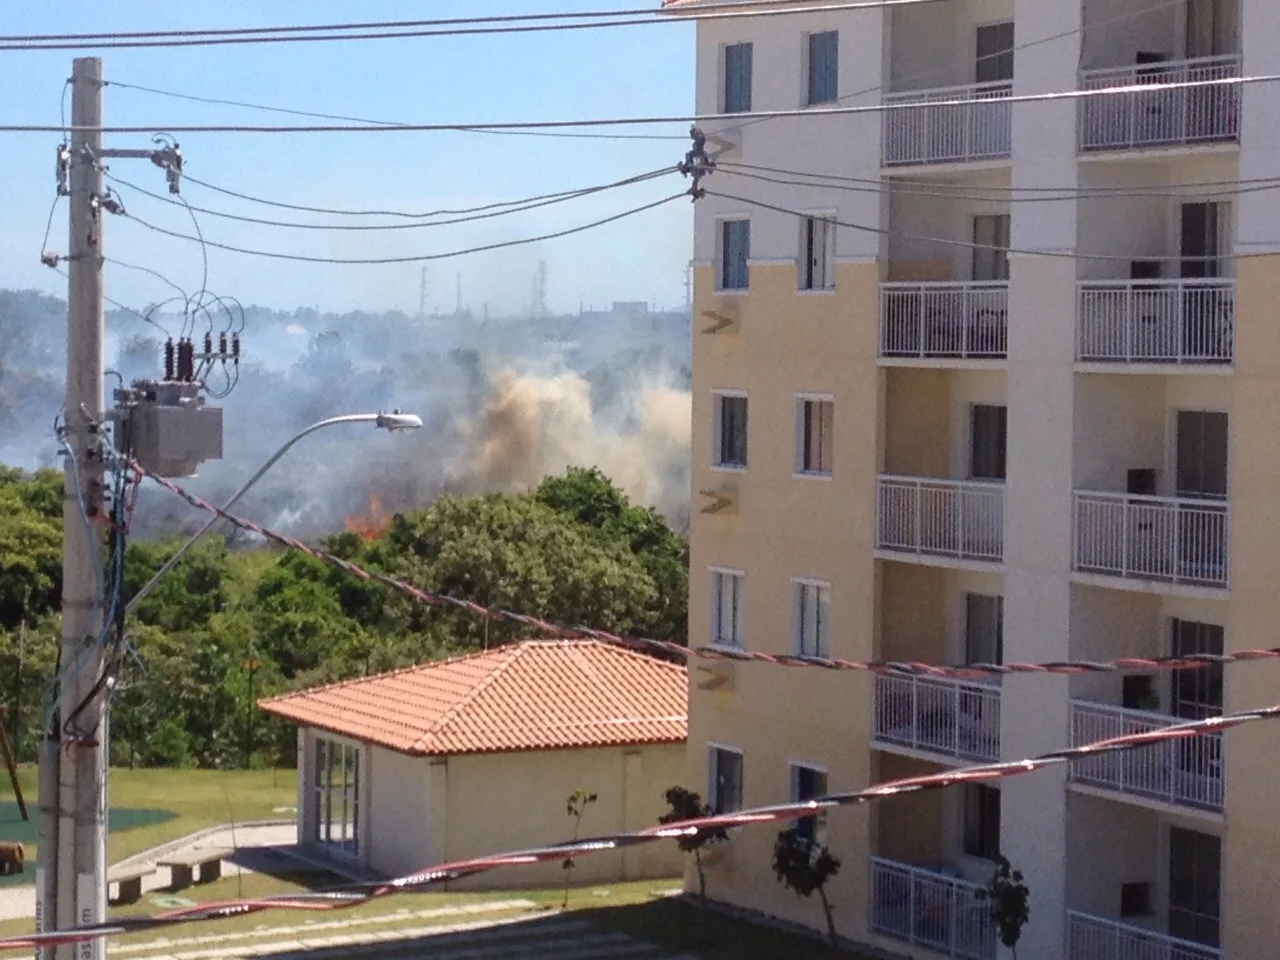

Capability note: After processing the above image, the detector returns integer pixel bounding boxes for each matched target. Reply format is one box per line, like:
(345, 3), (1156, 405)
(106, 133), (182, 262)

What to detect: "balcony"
(870, 858), (996, 960)
(880, 282), (1009, 361)
(1069, 700), (1223, 812)
(872, 674), (1001, 763)
(1067, 911), (1220, 960)
(1079, 55), (1240, 153)
(882, 82), (1012, 167)
(1077, 279), (1234, 365)
(877, 477), (1005, 565)
(1073, 492), (1228, 589)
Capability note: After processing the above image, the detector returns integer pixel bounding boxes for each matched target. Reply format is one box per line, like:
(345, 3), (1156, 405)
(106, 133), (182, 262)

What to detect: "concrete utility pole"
(43, 55), (108, 960)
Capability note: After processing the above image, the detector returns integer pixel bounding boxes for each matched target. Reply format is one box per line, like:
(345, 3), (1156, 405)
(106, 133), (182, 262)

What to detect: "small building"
(259, 640), (687, 888)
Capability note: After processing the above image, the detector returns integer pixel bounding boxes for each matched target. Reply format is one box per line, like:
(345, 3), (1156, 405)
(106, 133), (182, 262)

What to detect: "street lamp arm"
(125, 412), (419, 613)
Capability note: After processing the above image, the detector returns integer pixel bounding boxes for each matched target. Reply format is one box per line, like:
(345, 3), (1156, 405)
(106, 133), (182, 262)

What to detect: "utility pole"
(37, 59), (199, 959)
(418, 266), (428, 319)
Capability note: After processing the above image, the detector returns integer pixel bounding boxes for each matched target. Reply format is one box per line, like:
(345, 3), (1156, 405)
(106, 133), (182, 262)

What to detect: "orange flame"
(345, 494), (391, 542)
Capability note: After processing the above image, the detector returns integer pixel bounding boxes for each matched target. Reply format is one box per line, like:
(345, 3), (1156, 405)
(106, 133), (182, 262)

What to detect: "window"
(709, 746), (744, 814)
(711, 569), (745, 648)
(1175, 410), (1228, 498)
(724, 42), (753, 113)
(719, 219), (750, 290)
(972, 214), (1010, 282)
(975, 22), (1014, 84)
(964, 594), (1004, 666)
(806, 31), (838, 105)
(794, 580), (831, 658)
(801, 216), (836, 290)
(970, 404), (1008, 480)
(962, 783), (1000, 861)
(797, 398), (834, 475)
(312, 736), (360, 857)
(714, 393), (748, 468)
(1168, 827), (1221, 948)
(791, 764), (828, 844)
(1172, 620), (1224, 719)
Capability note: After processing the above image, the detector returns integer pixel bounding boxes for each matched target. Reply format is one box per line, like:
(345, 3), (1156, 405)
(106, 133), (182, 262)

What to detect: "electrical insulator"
(163, 338), (175, 381)
(203, 332), (213, 356)
(231, 333), (241, 363)
(178, 338), (194, 382)
(218, 332), (228, 356)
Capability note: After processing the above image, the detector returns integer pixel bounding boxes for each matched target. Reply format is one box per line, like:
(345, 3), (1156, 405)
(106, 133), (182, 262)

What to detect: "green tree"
(772, 828), (842, 947)
(975, 854), (1030, 959)
(659, 786), (726, 903)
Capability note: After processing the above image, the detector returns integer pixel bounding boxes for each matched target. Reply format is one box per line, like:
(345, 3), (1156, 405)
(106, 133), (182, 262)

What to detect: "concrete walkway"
(0, 822), (299, 922)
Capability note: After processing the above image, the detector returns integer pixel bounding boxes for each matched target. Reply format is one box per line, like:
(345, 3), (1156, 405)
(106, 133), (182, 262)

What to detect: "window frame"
(795, 393), (835, 477)
(712, 389), (749, 470)
(961, 782), (1001, 862)
(792, 577), (832, 659)
(710, 566), (746, 651)
(969, 403), (1008, 481)
(717, 217), (751, 292)
(708, 743), (745, 815)
(789, 761), (829, 845)
(799, 213), (837, 291)
(311, 733), (362, 859)
(805, 30), (839, 106)
(722, 41), (754, 114)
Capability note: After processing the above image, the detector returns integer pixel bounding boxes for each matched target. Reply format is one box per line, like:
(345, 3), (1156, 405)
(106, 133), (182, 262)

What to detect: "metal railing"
(883, 81), (1012, 166)
(1074, 491), (1228, 588)
(880, 282), (1009, 359)
(872, 673), (1001, 762)
(1079, 54), (1240, 152)
(877, 476), (1005, 563)
(870, 858), (996, 960)
(1067, 910), (1221, 960)
(1077, 279), (1234, 364)
(1069, 700), (1223, 811)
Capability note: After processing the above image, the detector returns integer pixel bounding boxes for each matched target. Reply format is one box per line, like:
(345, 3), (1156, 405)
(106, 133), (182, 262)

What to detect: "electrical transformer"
(113, 380), (224, 478)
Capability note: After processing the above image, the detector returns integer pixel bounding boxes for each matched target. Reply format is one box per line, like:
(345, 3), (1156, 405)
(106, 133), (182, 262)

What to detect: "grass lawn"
(0, 764), (296, 877)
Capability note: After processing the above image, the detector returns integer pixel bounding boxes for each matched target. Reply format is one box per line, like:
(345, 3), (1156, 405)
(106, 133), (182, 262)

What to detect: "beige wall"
(688, 260), (878, 939)
(406, 743), (685, 890)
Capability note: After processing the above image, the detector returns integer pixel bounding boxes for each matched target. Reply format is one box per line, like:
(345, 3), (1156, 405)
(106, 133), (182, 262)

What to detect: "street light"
(126, 410), (422, 612)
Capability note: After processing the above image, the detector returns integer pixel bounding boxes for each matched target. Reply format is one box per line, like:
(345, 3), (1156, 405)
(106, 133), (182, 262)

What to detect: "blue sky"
(0, 2), (695, 316)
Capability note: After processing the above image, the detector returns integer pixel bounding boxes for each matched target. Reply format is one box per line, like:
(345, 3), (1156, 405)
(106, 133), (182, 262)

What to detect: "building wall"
(364, 744), (431, 879)
(424, 742), (685, 890)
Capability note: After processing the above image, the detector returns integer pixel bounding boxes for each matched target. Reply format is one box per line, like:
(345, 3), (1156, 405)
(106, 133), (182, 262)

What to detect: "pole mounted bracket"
(149, 136), (183, 195)
(678, 126), (715, 202)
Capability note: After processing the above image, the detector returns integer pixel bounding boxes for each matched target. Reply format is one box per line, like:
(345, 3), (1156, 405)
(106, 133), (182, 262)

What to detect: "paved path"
(0, 822), (298, 922)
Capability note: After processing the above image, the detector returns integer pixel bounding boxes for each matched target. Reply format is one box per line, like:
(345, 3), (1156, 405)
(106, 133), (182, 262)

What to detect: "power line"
(117, 190), (685, 264)
(3, 689), (1270, 951)
(137, 467), (1279, 681)
(106, 167), (675, 230)
(5, 72), (1273, 136)
(0, 0), (949, 51)
(717, 163), (1280, 202)
(704, 188), (1254, 262)
(107, 81), (684, 142)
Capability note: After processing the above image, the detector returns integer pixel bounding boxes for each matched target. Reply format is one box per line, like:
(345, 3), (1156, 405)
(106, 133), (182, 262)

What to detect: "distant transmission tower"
(533, 260), (548, 318)
(418, 267), (429, 319)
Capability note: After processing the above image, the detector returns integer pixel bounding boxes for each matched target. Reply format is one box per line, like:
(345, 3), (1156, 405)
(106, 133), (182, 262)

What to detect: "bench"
(107, 863), (155, 905)
(155, 847), (233, 890)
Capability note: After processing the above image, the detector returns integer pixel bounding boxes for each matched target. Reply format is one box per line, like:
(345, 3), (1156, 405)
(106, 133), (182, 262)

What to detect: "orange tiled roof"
(258, 640), (687, 757)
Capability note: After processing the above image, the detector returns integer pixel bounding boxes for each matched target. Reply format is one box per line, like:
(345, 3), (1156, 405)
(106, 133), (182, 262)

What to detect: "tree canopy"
(0, 465), (687, 769)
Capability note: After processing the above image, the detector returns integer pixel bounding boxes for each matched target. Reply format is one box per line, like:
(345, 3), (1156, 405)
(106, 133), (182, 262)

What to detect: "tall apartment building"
(668, 0), (1280, 957)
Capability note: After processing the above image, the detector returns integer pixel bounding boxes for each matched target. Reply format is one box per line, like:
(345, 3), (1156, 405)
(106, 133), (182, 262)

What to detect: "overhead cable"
(3, 697), (1272, 952)
(4, 72), (1276, 135)
(138, 467), (1280, 681)
(118, 190), (685, 264)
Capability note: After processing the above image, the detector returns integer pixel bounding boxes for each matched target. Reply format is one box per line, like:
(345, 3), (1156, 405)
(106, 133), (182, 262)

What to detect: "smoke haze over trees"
(0, 289), (692, 536)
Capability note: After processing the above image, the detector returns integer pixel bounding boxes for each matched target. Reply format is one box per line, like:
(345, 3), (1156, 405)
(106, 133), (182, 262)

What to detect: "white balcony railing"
(880, 282), (1009, 359)
(1077, 279), (1234, 364)
(1074, 491), (1228, 588)
(870, 858), (996, 960)
(1079, 54), (1240, 152)
(872, 674), (1001, 762)
(878, 477), (1005, 563)
(883, 81), (1012, 166)
(1067, 911), (1221, 960)
(1069, 700), (1223, 811)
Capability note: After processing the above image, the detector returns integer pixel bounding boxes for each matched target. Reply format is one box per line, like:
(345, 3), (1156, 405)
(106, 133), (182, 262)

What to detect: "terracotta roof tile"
(258, 640), (687, 757)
